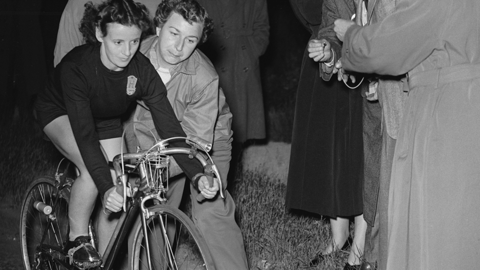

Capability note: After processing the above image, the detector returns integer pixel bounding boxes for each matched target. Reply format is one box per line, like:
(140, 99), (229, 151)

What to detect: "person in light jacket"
(123, 0), (248, 268)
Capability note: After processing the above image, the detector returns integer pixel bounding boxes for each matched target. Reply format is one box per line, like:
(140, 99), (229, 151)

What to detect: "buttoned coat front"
(197, 0), (270, 143)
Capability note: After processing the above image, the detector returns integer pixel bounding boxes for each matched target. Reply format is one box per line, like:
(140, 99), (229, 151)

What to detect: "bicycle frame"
(102, 137), (222, 269)
(30, 137), (221, 270)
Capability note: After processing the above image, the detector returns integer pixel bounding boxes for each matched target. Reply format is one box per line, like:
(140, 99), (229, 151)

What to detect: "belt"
(408, 63), (480, 89)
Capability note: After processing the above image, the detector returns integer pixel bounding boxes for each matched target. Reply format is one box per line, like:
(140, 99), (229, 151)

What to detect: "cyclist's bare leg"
(44, 116), (124, 256)
(43, 115), (98, 241)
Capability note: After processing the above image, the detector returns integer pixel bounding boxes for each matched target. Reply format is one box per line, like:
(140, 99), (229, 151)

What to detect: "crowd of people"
(28, 0), (480, 269)
(287, 0), (480, 269)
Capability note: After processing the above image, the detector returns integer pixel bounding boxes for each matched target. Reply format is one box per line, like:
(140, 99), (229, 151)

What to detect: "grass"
(0, 118), (354, 270)
(0, 118), (61, 205)
(230, 171), (350, 270)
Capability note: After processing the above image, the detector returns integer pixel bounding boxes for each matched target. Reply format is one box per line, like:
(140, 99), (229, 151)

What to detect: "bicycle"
(19, 137), (224, 270)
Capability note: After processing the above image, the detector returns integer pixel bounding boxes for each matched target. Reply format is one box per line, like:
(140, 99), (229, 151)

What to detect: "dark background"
(0, 0), (310, 142)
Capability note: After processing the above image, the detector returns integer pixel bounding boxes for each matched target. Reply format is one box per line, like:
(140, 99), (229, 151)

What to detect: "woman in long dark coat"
(286, 0), (365, 268)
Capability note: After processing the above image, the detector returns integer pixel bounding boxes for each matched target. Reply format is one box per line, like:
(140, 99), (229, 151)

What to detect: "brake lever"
(210, 164), (224, 199)
(117, 174), (128, 212)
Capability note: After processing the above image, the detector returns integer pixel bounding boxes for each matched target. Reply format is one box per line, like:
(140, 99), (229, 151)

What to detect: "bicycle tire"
(20, 176), (70, 270)
(130, 204), (216, 270)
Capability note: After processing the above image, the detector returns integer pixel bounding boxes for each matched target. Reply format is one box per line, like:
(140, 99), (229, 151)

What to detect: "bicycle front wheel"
(20, 176), (70, 270)
(130, 204), (215, 270)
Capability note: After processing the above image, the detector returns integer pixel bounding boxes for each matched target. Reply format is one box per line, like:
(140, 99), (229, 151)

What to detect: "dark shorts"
(35, 103), (123, 141)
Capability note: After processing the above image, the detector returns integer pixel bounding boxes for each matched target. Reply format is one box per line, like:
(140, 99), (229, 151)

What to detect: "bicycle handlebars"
(112, 138), (225, 212)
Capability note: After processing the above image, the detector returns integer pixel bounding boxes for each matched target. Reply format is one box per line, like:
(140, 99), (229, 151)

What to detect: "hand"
(197, 175), (219, 199)
(366, 81), (379, 101)
(334, 59), (357, 84)
(308, 39), (333, 63)
(103, 185), (124, 213)
(334, 19), (355, 41)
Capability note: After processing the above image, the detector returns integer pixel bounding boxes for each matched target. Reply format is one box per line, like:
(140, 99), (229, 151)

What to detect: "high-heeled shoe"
(308, 238), (352, 267)
(360, 261), (376, 270)
(308, 253), (328, 267)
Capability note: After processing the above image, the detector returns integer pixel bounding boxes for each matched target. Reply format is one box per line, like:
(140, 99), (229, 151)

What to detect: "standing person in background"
(336, 0), (480, 268)
(53, 0), (159, 67)
(357, 0), (407, 269)
(195, 0), (270, 181)
(123, 0), (248, 268)
(285, 0), (366, 269)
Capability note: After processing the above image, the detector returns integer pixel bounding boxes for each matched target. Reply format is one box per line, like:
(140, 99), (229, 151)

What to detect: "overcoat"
(197, 0), (270, 143)
(342, 0), (480, 268)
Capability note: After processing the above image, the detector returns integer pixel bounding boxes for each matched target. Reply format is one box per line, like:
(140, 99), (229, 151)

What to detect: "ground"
(0, 200), (23, 270)
(241, 142), (291, 185)
(0, 142), (291, 269)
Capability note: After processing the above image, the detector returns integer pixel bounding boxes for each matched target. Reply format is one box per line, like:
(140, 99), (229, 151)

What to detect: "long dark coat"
(197, 0), (270, 143)
(285, 0), (364, 218)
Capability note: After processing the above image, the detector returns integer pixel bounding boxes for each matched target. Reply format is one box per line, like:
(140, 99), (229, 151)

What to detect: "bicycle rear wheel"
(130, 204), (215, 270)
(20, 176), (70, 270)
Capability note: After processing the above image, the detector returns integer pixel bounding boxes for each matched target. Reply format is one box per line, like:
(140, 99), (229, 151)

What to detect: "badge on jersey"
(126, 75), (137, 95)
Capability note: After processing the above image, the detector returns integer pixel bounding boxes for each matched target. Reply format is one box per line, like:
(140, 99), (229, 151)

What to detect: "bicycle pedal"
(67, 254), (101, 269)
(73, 260), (102, 269)
(66, 254), (102, 269)
(66, 241), (102, 269)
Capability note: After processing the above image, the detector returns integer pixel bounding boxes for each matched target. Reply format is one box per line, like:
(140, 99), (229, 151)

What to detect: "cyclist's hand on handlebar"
(198, 175), (219, 200)
(103, 186), (124, 213)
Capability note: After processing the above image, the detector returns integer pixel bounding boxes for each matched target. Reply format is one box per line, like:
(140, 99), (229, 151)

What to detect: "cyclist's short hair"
(80, 0), (154, 44)
(153, 0), (213, 44)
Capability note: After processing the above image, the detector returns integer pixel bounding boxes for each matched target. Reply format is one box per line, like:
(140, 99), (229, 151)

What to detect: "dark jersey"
(36, 44), (203, 196)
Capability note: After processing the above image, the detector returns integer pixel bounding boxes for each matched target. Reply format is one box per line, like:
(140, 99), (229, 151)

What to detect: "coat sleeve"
(252, 0), (270, 57)
(317, 0), (348, 81)
(342, 0), (449, 75)
(141, 70), (205, 182)
(179, 78), (219, 149)
(210, 89), (233, 185)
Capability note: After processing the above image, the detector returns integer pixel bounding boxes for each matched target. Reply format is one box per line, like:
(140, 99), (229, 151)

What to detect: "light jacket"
(124, 36), (233, 182)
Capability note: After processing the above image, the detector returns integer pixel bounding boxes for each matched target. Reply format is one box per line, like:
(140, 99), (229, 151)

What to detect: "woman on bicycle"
(34, 0), (219, 268)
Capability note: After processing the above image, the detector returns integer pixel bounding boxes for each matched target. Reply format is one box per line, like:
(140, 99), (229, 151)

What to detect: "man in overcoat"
(196, 0), (270, 175)
(336, 0), (480, 268)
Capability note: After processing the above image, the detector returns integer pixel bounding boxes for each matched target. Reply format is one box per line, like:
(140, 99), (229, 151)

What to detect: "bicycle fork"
(140, 197), (178, 270)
